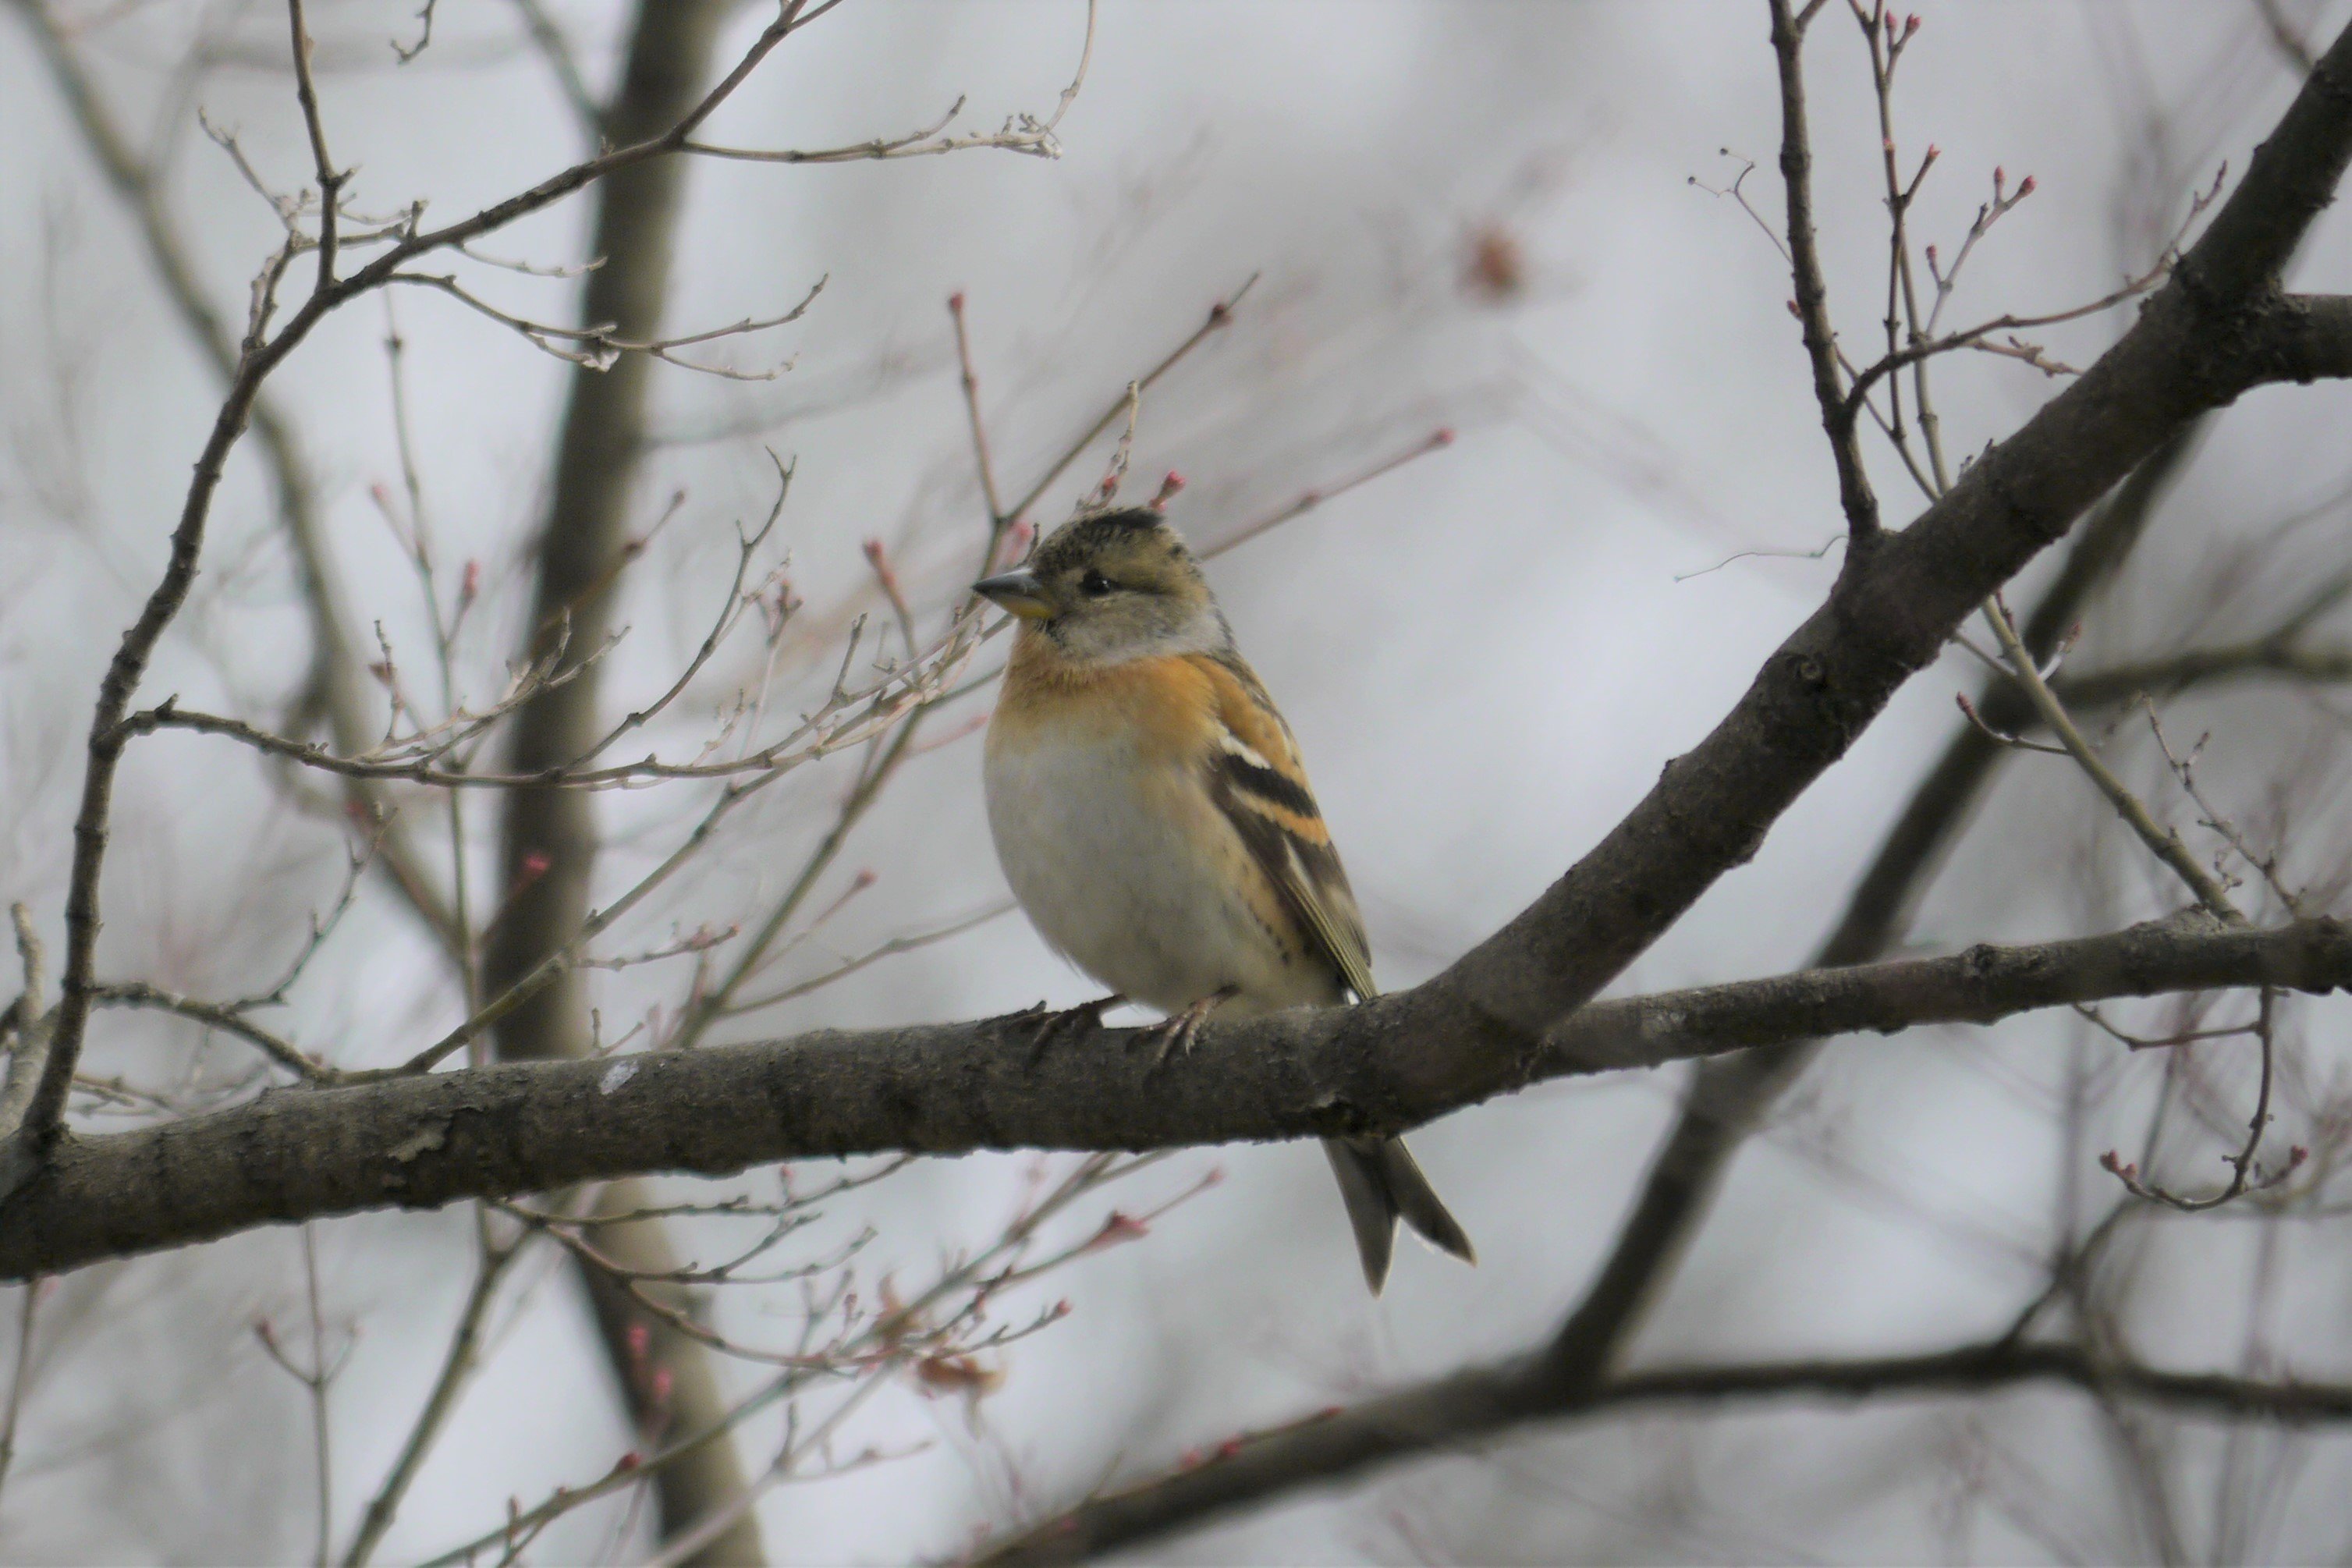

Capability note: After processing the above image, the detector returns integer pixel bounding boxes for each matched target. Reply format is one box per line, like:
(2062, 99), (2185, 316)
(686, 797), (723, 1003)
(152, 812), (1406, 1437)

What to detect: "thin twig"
(1002, 275), (1258, 524)
(89, 982), (339, 1083)
(285, 0), (343, 296)
(1768, 0), (1880, 538)
(1207, 427), (1456, 558)
(2101, 988), (2302, 1211)
(949, 291), (1011, 546)
(1980, 594), (2242, 921)
(342, 1227), (530, 1565)
(0, 1281), (39, 1505)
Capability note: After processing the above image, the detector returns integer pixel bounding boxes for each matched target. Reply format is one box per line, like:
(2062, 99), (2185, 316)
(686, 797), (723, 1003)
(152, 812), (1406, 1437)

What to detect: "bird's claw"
(1133, 988), (1235, 1070)
(1016, 995), (1122, 1066)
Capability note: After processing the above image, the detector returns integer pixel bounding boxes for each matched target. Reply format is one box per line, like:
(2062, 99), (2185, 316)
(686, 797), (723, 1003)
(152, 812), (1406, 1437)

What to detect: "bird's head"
(974, 508), (1228, 666)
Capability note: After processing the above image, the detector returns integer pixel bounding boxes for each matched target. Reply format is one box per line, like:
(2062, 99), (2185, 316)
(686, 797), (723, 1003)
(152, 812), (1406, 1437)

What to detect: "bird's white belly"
(984, 732), (1329, 1015)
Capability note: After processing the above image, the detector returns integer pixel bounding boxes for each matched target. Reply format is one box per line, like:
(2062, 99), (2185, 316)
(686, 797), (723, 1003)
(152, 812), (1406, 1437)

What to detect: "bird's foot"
(1133, 987), (1236, 1070)
(1012, 994), (1124, 1066)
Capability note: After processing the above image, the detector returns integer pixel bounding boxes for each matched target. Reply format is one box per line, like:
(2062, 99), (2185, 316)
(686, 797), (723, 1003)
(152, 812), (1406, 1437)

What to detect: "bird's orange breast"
(989, 632), (1219, 765)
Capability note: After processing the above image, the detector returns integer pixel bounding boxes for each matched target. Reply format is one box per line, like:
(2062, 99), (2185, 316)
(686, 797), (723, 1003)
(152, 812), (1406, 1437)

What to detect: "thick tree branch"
(5, 2), (2347, 1300)
(974, 71), (2352, 1544)
(973, 1338), (2352, 1566)
(2252, 290), (2352, 381)
(0, 915), (2343, 1282)
(1340, 14), (2352, 1167)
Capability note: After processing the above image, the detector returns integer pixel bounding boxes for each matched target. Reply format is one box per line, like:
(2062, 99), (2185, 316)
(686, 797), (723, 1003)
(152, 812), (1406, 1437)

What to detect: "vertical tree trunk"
(482, 4), (762, 1562)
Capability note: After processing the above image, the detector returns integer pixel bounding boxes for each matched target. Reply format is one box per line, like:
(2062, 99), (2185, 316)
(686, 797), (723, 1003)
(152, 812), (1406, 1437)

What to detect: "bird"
(974, 504), (1474, 1293)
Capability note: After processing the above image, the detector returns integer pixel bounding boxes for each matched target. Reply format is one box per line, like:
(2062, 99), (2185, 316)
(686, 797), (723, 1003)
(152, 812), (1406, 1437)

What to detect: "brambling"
(976, 507), (1474, 1293)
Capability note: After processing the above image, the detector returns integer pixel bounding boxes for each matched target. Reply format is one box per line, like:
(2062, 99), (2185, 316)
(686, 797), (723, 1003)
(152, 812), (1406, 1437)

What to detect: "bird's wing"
(1190, 650), (1379, 1002)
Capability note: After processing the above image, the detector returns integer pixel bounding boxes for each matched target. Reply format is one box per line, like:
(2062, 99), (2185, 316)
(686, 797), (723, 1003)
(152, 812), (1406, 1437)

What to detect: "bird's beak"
(973, 569), (1052, 620)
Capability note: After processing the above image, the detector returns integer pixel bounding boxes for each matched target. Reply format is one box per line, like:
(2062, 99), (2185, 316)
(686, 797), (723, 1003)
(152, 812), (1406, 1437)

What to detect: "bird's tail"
(1321, 1136), (1476, 1294)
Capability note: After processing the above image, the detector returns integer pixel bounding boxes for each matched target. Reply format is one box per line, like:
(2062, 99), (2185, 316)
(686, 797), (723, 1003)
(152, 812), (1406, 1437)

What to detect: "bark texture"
(2, 915), (2347, 1280)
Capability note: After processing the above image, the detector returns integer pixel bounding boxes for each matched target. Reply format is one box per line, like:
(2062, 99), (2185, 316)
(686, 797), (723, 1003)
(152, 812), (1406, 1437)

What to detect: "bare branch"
(506, 0), (603, 133)
(88, 983), (339, 1084)
(1205, 427), (1457, 558)
(1002, 275), (1258, 524)
(342, 1226), (529, 1565)
(971, 1337), (2352, 1564)
(285, 0), (344, 295)
(683, 0), (1095, 167)
(1767, 0), (1880, 539)
(1979, 594), (2243, 920)
(3, 913), (2350, 1279)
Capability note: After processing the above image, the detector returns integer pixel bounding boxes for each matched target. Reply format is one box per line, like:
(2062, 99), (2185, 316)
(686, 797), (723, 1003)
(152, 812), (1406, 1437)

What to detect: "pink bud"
(650, 1367), (673, 1406)
(2017, 175), (2037, 197)
(851, 867), (878, 890)
(948, 291), (966, 311)
(520, 850), (552, 881)
(459, 559), (481, 607)
(626, 1323), (650, 1360)
(1432, 427), (1456, 446)
(1087, 1211), (1150, 1250)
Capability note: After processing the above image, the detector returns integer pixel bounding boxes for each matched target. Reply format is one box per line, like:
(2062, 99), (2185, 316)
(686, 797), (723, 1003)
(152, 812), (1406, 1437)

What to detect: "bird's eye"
(1079, 569), (1116, 597)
